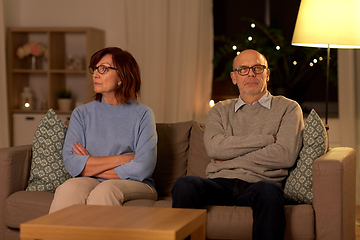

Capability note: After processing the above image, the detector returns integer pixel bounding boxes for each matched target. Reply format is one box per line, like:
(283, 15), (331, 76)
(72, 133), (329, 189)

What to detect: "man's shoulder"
(213, 98), (237, 108)
(272, 95), (300, 108)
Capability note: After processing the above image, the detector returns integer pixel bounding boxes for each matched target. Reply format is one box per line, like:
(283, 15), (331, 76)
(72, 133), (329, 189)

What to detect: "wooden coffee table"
(20, 205), (206, 240)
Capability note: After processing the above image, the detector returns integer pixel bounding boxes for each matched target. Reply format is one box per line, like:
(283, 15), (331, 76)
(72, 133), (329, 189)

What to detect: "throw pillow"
(284, 109), (328, 204)
(26, 109), (72, 193)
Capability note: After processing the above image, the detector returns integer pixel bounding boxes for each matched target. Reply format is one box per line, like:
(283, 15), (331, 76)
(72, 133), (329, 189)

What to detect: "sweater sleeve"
(204, 103), (275, 160)
(241, 102), (303, 168)
(114, 108), (157, 182)
(62, 108), (90, 177)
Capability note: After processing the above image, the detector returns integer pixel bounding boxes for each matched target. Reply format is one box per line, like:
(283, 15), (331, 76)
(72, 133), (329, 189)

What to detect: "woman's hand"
(214, 159), (226, 163)
(72, 142), (90, 156)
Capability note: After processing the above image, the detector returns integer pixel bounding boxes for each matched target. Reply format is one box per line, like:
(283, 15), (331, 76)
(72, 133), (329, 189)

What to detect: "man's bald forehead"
(233, 49), (268, 68)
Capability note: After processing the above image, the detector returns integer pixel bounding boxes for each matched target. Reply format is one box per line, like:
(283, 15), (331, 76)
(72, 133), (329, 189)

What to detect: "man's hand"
(72, 142), (90, 156)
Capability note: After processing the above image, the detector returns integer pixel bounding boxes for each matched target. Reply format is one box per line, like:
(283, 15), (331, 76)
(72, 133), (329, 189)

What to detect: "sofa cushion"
(5, 191), (53, 228)
(187, 122), (211, 178)
(206, 204), (314, 240)
(152, 121), (193, 196)
(26, 109), (71, 193)
(284, 109), (328, 204)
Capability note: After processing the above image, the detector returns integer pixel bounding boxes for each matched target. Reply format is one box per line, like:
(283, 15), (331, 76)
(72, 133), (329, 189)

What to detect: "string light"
(319, 57), (323, 61)
(293, 61), (298, 65)
(209, 100), (215, 108)
(309, 62), (314, 67)
(232, 45), (237, 50)
(313, 59), (318, 63)
(276, 46), (281, 50)
(251, 23), (256, 28)
(248, 36), (253, 41)
(237, 51), (241, 55)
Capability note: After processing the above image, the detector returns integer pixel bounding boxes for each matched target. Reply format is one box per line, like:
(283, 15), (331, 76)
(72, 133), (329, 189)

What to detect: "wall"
(4, 0), (128, 48)
(338, 49), (360, 204)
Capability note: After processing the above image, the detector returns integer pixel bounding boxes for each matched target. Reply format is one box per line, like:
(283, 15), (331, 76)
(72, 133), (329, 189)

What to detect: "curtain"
(0, 0), (9, 148)
(338, 49), (360, 204)
(125, 0), (213, 123)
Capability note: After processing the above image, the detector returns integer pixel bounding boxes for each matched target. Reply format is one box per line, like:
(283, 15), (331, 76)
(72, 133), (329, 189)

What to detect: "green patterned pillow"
(284, 109), (328, 204)
(26, 109), (72, 193)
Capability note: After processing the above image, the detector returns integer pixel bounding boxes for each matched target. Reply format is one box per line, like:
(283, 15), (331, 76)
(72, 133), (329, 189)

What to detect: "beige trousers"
(49, 177), (157, 213)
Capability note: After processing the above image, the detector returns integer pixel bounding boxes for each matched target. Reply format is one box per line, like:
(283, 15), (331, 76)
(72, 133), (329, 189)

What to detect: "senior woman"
(49, 47), (157, 213)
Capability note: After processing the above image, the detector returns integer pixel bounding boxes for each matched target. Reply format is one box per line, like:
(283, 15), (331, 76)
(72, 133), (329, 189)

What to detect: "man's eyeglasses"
(89, 65), (118, 75)
(233, 65), (267, 76)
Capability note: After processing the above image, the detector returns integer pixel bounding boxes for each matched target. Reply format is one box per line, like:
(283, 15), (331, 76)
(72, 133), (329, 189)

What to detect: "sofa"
(0, 120), (356, 240)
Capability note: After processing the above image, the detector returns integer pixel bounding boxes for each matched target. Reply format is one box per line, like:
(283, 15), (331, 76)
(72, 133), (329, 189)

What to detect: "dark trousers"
(171, 176), (286, 240)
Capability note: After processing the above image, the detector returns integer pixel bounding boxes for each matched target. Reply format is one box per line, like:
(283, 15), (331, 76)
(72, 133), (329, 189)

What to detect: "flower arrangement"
(17, 42), (47, 59)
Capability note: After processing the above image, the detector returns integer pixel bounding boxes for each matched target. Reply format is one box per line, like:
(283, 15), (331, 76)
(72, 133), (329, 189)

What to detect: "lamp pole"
(325, 44), (330, 127)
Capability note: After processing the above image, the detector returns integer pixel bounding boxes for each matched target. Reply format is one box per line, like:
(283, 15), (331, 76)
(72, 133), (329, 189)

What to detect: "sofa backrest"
(152, 121), (211, 196)
(186, 122), (211, 178)
(152, 121), (193, 196)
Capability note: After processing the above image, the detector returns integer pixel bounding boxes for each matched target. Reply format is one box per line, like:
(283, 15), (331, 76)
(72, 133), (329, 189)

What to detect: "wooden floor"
(356, 206), (360, 240)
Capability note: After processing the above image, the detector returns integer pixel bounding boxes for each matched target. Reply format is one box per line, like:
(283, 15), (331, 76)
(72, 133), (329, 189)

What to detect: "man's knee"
(252, 180), (284, 204)
(172, 176), (202, 196)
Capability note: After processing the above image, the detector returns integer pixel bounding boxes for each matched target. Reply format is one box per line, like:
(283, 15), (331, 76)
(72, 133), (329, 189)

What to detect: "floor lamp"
(291, 0), (360, 127)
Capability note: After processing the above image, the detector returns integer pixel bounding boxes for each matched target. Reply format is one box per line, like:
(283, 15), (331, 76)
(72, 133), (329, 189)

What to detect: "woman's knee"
(54, 177), (100, 196)
(88, 180), (157, 205)
(49, 177), (100, 213)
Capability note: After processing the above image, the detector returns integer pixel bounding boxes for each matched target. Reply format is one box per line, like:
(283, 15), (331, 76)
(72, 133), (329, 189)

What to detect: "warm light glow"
(24, 102), (30, 108)
(319, 57), (323, 61)
(248, 36), (253, 41)
(313, 59), (318, 63)
(291, 0), (360, 48)
(237, 51), (240, 55)
(293, 61), (297, 65)
(276, 46), (280, 50)
(251, 23), (256, 28)
(209, 100), (215, 108)
(309, 63), (314, 67)
(232, 45), (237, 50)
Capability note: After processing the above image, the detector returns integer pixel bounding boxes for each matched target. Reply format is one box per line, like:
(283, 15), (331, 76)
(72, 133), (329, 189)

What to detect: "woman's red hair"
(90, 47), (141, 103)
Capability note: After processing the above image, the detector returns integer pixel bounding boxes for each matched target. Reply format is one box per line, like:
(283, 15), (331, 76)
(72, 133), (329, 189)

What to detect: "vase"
(57, 98), (72, 111)
(30, 56), (42, 69)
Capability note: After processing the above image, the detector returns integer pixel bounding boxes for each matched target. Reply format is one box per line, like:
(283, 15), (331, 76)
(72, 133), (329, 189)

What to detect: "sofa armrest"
(0, 145), (32, 200)
(312, 147), (356, 240)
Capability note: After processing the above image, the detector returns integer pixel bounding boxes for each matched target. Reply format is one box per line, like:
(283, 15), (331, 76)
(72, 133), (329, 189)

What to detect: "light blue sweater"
(62, 99), (157, 188)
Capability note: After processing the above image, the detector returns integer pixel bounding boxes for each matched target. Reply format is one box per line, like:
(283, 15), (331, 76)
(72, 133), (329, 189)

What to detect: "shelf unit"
(6, 27), (105, 146)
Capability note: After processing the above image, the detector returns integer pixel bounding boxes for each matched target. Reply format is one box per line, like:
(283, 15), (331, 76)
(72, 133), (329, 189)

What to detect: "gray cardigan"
(204, 95), (304, 185)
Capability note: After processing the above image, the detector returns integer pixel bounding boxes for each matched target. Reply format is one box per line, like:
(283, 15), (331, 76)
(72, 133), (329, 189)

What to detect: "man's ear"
(230, 72), (237, 85)
(266, 68), (270, 82)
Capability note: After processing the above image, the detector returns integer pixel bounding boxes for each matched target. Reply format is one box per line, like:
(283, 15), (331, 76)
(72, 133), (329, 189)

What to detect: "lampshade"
(292, 0), (360, 48)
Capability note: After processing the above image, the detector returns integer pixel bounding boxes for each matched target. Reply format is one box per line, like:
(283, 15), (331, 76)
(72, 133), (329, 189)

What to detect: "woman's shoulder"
(71, 100), (97, 116)
(128, 100), (153, 113)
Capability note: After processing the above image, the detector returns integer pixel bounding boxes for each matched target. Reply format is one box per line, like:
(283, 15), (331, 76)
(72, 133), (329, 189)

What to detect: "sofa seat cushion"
(123, 196), (172, 208)
(206, 204), (314, 240)
(5, 191), (53, 228)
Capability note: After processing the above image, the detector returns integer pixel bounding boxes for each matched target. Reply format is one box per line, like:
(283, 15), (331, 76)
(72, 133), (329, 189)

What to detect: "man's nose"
(247, 68), (255, 76)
